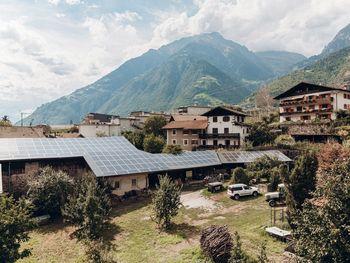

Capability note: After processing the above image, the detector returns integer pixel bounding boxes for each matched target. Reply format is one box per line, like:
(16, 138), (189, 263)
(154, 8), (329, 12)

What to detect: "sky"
(1, 0), (350, 122)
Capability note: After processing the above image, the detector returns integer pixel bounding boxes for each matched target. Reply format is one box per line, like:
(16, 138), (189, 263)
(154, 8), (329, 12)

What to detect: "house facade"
(274, 82), (350, 122)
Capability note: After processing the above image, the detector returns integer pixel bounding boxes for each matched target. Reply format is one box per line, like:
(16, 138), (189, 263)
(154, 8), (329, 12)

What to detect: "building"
(162, 115), (208, 151)
(163, 106), (250, 150)
(0, 125), (49, 138)
(0, 136), (290, 196)
(175, 106), (211, 115)
(82, 113), (119, 125)
(200, 106), (250, 149)
(274, 82), (350, 123)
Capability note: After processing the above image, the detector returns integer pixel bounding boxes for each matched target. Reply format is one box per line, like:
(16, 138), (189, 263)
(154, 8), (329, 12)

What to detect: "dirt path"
(181, 190), (219, 211)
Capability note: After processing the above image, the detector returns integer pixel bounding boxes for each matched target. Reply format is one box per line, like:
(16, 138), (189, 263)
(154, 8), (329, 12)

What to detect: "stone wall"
(284, 124), (333, 135)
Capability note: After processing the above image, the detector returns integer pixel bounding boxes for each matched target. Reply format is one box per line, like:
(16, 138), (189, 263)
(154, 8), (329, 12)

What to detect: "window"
(344, 94), (347, 99)
(286, 117), (291, 121)
(212, 128), (218, 134)
(224, 128), (229, 134)
(172, 129), (176, 135)
(213, 140), (218, 146)
(191, 130), (198, 135)
(183, 139), (188, 145)
(297, 106), (302, 112)
(172, 139), (177, 145)
(202, 140), (206, 146)
(225, 140), (230, 146)
(213, 116), (218, 122)
(191, 139), (198, 145)
(113, 181), (120, 189)
(132, 179), (137, 187)
(345, 104), (348, 109)
(223, 116), (230, 122)
(183, 130), (189, 135)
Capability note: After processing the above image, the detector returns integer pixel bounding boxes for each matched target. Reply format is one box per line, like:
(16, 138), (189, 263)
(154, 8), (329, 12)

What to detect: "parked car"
(265, 184), (286, 207)
(227, 184), (259, 200)
(207, 182), (224, 193)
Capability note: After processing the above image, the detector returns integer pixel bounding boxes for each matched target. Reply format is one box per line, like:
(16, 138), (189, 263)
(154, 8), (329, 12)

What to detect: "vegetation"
(143, 116), (167, 138)
(293, 158), (350, 262)
(122, 131), (145, 150)
(246, 155), (282, 183)
(143, 134), (166, 153)
(151, 176), (181, 230)
(0, 115), (12, 127)
(162, 144), (183, 155)
(96, 131), (108, 137)
(274, 134), (295, 147)
(27, 167), (74, 218)
(62, 174), (112, 241)
(246, 122), (276, 146)
(230, 167), (249, 185)
(0, 194), (35, 263)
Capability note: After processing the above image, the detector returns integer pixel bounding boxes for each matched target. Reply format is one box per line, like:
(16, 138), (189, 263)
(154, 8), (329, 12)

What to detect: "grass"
(19, 189), (287, 263)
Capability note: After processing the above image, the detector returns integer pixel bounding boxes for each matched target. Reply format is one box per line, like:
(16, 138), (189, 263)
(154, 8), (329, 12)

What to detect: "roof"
(202, 106), (248, 117)
(274, 82), (350, 100)
(0, 137), (291, 177)
(85, 113), (119, 123)
(218, 150), (291, 163)
(170, 115), (207, 121)
(162, 120), (208, 130)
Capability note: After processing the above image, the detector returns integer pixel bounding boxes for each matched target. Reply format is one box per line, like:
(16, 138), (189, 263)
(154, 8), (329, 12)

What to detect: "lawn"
(19, 189), (287, 263)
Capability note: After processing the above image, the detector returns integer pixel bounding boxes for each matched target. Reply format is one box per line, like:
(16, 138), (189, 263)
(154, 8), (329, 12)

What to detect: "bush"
(247, 123), (276, 146)
(0, 194), (35, 263)
(84, 240), (116, 263)
(151, 175), (181, 230)
(62, 173), (112, 241)
(269, 168), (281, 191)
(162, 144), (183, 155)
(230, 167), (249, 185)
(246, 155), (281, 183)
(274, 134), (295, 147)
(143, 134), (166, 153)
(122, 131), (145, 150)
(27, 166), (74, 218)
(143, 115), (167, 138)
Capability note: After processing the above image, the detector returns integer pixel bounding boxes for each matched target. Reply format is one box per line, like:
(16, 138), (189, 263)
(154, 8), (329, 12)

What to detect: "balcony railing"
(280, 107), (333, 116)
(280, 97), (333, 107)
(199, 133), (240, 139)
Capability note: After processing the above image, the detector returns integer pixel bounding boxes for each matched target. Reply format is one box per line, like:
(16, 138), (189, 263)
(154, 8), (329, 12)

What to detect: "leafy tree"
(143, 134), (166, 153)
(269, 168), (281, 191)
(246, 155), (281, 182)
(84, 239), (116, 263)
(162, 144), (183, 155)
(274, 134), (295, 147)
(0, 115), (12, 127)
(96, 131), (107, 137)
(230, 167), (249, 185)
(293, 159), (350, 262)
(62, 173), (112, 241)
(246, 123), (275, 146)
(143, 115), (167, 138)
(122, 131), (145, 150)
(27, 166), (74, 218)
(285, 151), (318, 212)
(151, 175), (181, 230)
(0, 194), (35, 263)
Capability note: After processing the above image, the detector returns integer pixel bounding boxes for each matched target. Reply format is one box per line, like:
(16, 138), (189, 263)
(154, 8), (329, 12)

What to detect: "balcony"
(199, 133), (240, 139)
(280, 107), (333, 116)
(280, 97), (333, 107)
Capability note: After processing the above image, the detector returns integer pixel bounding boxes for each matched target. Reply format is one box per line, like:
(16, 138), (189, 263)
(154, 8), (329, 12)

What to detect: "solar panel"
(218, 150), (291, 164)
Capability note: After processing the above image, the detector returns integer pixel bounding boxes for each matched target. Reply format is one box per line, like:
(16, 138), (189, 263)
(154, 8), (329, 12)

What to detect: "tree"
(230, 167), (249, 185)
(122, 131), (145, 150)
(96, 131), (107, 137)
(0, 194), (35, 263)
(151, 175), (181, 230)
(27, 166), (74, 218)
(143, 134), (165, 153)
(246, 155), (281, 183)
(274, 134), (295, 147)
(162, 144), (183, 155)
(229, 232), (249, 263)
(62, 173), (112, 241)
(257, 242), (268, 263)
(143, 115), (167, 138)
(246, 123), (275, 146)
(0, 115), (12, 127)
(285, 151), (318, 212)
(293, 159), (350, 262)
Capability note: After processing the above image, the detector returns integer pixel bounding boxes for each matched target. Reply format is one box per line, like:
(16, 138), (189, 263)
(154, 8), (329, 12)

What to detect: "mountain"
(322, 23), (350, 56)
(241, 46), (350, 108)
(23, 32), (304, 125)
(255, 51), (306, 76)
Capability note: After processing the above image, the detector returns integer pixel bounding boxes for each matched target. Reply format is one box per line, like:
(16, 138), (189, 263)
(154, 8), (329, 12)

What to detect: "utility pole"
(20, 112), (31, 127)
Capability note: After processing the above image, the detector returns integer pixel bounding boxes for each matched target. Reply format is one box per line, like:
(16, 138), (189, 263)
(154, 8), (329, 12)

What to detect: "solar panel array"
(218, 150), (291, 164)
(0, 137), (221, 177)
(0, 137), (291, 177)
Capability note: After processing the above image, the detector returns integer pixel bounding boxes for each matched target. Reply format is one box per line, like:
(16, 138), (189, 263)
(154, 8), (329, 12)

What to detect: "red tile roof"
(162, 120), (208, 130)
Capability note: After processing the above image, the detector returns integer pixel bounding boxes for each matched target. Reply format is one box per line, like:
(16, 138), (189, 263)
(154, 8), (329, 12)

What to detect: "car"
(227, 183), (259, 200)
(265, 184), (286, 207)
(207, 182), (224, 193)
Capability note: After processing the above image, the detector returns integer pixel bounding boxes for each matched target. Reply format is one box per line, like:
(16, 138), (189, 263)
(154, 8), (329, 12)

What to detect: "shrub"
(0, 194), (35, 263)
(246, 155), (281, 183)
(143, 134), (166, 153)
(151, 175), (181, 230)
(274, 134), (295, 147)
(143, 115), (167, 138)
(230, 167), (249, 185)
(62, 173), (112, 241)
(27, 166), (74, 218)
(162, 144), (183, 155)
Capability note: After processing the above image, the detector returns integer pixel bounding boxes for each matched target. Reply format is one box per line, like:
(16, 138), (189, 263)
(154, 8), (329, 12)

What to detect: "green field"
(19, 189), (287, 263)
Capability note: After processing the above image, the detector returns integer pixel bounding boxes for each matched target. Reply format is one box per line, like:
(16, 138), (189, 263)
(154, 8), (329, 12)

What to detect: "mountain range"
(23, 32), (305, 125)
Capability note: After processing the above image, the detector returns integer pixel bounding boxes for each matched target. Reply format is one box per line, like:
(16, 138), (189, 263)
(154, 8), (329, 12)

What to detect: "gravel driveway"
(181, 190), (219, 211)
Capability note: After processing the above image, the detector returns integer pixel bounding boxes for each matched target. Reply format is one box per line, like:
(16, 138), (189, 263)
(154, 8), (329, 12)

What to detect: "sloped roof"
(274, 82), (350, 100)
(170, 115), (207, 121)
(218, 150), (291, 163)
(162, 120), (208, 130)
(202, 106), (248, 117)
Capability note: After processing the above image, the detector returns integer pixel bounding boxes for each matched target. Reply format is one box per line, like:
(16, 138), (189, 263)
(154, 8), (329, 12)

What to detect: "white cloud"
(65, 0), (81, 5)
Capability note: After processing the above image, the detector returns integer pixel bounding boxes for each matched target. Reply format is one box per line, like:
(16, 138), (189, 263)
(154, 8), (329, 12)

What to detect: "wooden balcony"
(280, 107), (333, 116)
(199, 133), (240, 139)
(280, 97), (333, 107)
